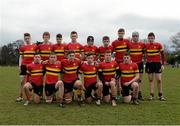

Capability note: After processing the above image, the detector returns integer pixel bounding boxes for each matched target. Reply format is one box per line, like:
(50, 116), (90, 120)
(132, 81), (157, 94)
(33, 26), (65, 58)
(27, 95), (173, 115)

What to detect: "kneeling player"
(44, 52), (64, 107)
(119, 53), (140, 105)
(80, 53), (103, 105)
(23, 53), (43, 106)
(98, 50), (118, 106)
(61, 50), (85, 105)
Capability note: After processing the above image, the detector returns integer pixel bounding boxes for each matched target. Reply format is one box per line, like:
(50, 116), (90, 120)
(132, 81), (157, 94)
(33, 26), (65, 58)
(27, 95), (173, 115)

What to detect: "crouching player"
(44, 52), (64, 107)
(119, 53), (140, 105)
(23, 53), (44, 106)
(61, 50), (85, 106)
(98, 50), (119, 106)
(80, 53), (103, 105)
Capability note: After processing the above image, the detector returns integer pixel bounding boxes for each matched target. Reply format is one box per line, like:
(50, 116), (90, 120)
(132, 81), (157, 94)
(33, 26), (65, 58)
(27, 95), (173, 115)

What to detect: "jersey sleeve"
(19, 46), (24, 55)
(133, 63), (139, 73)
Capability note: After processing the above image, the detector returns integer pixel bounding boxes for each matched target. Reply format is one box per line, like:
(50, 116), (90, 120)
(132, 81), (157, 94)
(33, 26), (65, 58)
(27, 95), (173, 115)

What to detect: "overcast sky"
(0, 0), (180, 46)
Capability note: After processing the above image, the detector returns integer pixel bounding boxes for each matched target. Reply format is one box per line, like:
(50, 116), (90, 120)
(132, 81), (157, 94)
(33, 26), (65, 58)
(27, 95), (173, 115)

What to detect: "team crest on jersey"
(31, 48), (33, 50)
(130, 66), (133, 70)
(154, 46), (156, 49)
(48, 47), (50, 50)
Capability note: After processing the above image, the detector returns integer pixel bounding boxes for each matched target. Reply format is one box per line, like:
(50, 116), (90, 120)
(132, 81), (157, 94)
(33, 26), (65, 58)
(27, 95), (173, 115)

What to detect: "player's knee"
(97, 82), (103, 88)
(75, 80), (83, 89)
(56, 80), (64, 88)
(132, 82), (139, 89)
(109, 81), (116, 87)
(157, 79), (161, 84)
(123, 95), (131, 103)
(23, 83), (30, 89)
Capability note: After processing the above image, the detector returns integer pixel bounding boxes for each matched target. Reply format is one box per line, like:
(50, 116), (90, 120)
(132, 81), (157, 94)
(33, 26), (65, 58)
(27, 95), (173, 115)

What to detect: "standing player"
(61, 50), (85, 105)
(38, 32), (53, 61)
(128, 31), (145, 100)
(112, 28), (129, 98)
(119, 53), (140, 105)
(65, 31), (84, 59)
(112, 28), (129, 63)
(16, 33), (38, 102)
(52, 34), (66, 61)
(23, 53), (44, 106)
(44, 52), (64, 107)
(83, 36), (98, 61)
(80, 53), (103, 105)
(98, 36), (113, 62)
(145, 32), (166, 101)
(98, 50), (119, 106)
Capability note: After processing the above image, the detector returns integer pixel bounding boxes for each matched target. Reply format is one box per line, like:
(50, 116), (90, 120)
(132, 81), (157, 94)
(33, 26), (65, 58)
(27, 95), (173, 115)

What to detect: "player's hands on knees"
(111, 78), (115, 82)
(124, 82), (131, 86)
(105, 82), (110, 86)
(161, 65), (164, 72)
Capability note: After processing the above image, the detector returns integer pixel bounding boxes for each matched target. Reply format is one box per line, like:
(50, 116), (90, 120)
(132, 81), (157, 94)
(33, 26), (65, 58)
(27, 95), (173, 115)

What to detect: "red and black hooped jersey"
(83, 45), (98, 61)
(26, 63), (44, 86)
(44, 62), (61, 84)
(128, 42), (145, 63)
(112, 39), (129, 62)
(19, 44), (38, 65)
(61, 59), (81, 83)
(98, 45), (113, 61)
(119, 62), (139, 85)
(52, 43), (66, 61)
(145, 42), (166, 64)
(98, 60), (119, 82)
(38, 43), (53, 61)
(80, 63), (98, 86)
(65, 42), (84, 59)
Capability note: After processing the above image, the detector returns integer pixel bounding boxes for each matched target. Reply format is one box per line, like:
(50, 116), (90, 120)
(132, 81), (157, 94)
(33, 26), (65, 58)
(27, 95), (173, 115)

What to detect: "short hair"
(118, 28), (125, 33)
(87, 36), (94, 42)
(105, 50), (112, 54)
(50, 52), (56, 56)
(86, 52), (94, 57)
(43, 32), (50, 38)
(132, 31), (139, 36)
(34, 52), (40, 56)
(148, 32), (155, 38)
(71, 31), (77, 35)
(56, 34), (62, 38)
(124, 52), (130, 56)
(103, 36), (110, 41)
(24, 33), (31, 37)
(67, 50), (75, 55)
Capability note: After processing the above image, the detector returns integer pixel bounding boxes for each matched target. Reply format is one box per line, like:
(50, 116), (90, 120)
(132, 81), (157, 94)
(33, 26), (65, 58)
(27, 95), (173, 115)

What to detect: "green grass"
(0, 66), (180, 125)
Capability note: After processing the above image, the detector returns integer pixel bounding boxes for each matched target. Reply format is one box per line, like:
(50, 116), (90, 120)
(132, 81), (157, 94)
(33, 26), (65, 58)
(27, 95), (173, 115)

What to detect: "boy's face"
(24, 36), (31, 44)
(56, 37), (62, 44)
(34, 55), (41, 63)
(49, 54), (57, 63)
(123, 55), (131, 64)
(118, 32), (125, 39)
(87, 41), (94, 46)
(132, 35), (139, 42)
(105, 53), (111, 61)
(71, 34), (78, 42)
(103, 39), (109, 46)
(86, 55), (94, 64)
(68, 53), (75, 60)
(148, 36), (155, 42)
(43, 35), (50, 42)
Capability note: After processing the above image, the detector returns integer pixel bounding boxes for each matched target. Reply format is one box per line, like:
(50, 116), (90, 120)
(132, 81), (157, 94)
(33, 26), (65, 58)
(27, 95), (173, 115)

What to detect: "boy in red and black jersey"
(65, 31), (84, 60)
(98, 36), (113, 62)
(98, 50), (119, 107)
(52, 34), (66, 61)
(80, 53), (103, 105)
(128, 31), (145, 100)
(83, 36), (98, 61)
(145, 32), (166, 101)
(44, 52), (64, 107)
(16, 33), (38, 102)
(23, 53), (44, 105)
(61, 50), (85, 105)
(38, 32), (53, 61)
(112, 28), (129, 63)
(118, 53), (140, 105)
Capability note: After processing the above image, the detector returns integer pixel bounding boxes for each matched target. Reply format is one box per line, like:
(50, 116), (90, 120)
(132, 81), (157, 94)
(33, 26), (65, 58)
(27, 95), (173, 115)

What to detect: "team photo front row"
(16, 29), (166, 107)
